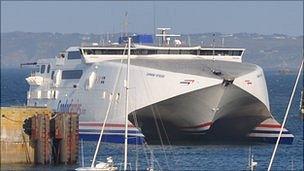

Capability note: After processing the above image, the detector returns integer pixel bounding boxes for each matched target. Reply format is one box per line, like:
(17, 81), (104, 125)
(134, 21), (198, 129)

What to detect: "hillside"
(1, 31), (303, 71)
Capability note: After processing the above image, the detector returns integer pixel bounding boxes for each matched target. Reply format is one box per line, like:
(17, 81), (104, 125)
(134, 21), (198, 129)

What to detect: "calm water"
(1, 68), (303, 171)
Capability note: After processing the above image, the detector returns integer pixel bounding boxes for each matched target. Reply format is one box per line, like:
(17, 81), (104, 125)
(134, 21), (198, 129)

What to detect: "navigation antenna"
(212, 33), (216, 61)
(123, 12), (128, 37)
(156, 28), (180, 46)
(153, 1), (156, 42)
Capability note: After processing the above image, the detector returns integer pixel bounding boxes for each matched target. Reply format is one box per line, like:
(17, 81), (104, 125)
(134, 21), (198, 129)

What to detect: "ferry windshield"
(67, 51), (82, 59)
(82, 48), (243, 56)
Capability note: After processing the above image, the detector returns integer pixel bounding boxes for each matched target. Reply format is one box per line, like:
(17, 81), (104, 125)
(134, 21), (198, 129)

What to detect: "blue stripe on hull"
(80, 129), (141, 134)
(250, 130), (291, 134)
(248, 136), (294, 144)
(79, 133), (145, 144)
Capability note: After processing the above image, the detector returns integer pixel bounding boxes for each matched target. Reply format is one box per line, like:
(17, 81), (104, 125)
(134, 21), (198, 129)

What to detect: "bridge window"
(199, 50), (213, 55)
(179, 50), (197, 55)
(67, 51), (82, 59)
(147, 50), (157, 55)
(40, 65), (46, 74)
(169, 50), (179, 54)
(51, 71), (55, 80)
(233, 50), (243, 56)
(137, 49), (148, 55)
(84, 49), (132, 55)
(47, 65), (51, 73)
(199, 50), (243, 56)
(62, 70), (83, 79)
(157, 50), (169, 54)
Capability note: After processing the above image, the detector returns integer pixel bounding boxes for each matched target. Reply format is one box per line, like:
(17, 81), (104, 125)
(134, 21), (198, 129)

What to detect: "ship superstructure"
(25, 30), (294, 144)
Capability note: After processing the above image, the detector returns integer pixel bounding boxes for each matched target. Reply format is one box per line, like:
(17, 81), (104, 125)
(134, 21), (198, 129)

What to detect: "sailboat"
(75, 37), (132, 171)
(247, 147), (257, 171)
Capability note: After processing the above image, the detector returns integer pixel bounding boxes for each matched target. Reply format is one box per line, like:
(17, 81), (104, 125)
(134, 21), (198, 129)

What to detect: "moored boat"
(24, 28), (294, 144)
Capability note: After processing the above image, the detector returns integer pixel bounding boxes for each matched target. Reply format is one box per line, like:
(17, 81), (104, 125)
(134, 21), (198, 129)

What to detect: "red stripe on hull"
(256, 124), (282, 128)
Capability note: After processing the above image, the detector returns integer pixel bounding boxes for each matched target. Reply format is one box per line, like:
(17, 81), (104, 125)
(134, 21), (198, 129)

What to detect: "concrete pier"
(0, 107), (52, 164)
(1, 107), (79, 165)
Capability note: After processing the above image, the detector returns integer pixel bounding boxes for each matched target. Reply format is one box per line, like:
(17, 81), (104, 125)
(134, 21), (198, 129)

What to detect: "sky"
(1, 1), (303, 36)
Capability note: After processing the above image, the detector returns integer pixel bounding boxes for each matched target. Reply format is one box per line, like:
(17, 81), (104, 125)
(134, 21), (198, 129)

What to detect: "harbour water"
(1, 68), (303, 170)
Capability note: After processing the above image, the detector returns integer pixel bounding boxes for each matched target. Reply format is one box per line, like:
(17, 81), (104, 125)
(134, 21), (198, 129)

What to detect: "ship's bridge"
(79, 45), (245, 63)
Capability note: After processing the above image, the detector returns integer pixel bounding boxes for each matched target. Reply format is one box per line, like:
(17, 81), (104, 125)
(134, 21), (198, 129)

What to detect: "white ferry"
(25, 29), (294, 144)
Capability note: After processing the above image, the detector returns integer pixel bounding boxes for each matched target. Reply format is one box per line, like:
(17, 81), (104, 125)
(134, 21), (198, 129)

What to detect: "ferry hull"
(129, 83), (293, 144)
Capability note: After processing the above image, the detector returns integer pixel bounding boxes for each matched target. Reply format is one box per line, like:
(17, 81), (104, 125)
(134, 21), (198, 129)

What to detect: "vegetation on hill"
(1, 32), (302, 71)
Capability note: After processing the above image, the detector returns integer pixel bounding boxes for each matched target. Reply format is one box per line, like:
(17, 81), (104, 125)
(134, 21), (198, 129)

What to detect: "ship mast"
(123, 12), (128, 37)
(124, 37), (131, 171)
(155, 28), (180, 46)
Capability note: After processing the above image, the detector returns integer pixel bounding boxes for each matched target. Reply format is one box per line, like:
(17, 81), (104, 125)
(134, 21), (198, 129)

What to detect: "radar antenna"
(155, 28), (180, 46)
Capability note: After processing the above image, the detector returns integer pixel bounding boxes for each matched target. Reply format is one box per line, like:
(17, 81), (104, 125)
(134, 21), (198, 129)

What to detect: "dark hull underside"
(129, 83), (271, 145)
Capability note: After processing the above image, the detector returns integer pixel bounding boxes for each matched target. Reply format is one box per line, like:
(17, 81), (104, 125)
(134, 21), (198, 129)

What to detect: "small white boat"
(75, 157), (117, 171)
(248, 155), (257, 171)
(247, 147), (257, 171)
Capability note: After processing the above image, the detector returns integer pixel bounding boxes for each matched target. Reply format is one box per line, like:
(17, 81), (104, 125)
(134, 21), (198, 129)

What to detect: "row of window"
(39, 64), (83, 80)
(82, 49), (243, 56)
(200, 50), (242, 56)
(62, 70), (83, 79)
(40, 64), (51, 74)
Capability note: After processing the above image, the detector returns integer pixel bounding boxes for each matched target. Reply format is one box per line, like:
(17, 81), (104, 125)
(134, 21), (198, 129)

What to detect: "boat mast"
(124, 37), (131, 171)
(81, 139), (84, 167)
(89, 43), (129, 169)
(212, 33), (215, 60)
(123, 12), (128, 37)
(267, 59), (303, 171)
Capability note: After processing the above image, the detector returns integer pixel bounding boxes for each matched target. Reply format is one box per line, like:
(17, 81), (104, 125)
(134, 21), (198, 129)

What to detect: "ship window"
(62, 70), (83, 79)
(84, 49), (128, 55)
(85, 49), (93, 55)
(180, 50), (197, 55)
(47, 65), (51, 73)
(214, 50), (229, 56)
(169, 50), (179, 54)
(147, 50), (157, 55)
(67, 51), (82, 59)
(107, 49), (124, 55)
(180, 50), (190, 54)
(157, 50), (169, 54)
(190, 50), (198, 55)
(40, 65), (46, 74)
(138, 49), (148, 55)
(199, 50), (213, 55)
(228, 51), (234, 56)
(51, 71), (55, 80)
(233, 50), (242, 56)
(130, 50), (137, 55)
